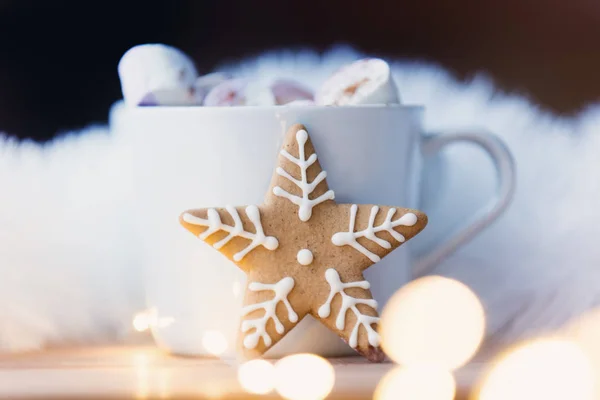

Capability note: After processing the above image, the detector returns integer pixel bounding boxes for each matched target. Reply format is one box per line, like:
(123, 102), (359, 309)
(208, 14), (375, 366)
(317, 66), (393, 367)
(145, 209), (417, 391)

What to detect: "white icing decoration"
(182, 205), (278, 261)
(273, 129), (335, 221)
(318, 269), (380, 348)
(332, 205), (417, 262)
(296, 249), (313, 266)
(241, 277), (298, 349)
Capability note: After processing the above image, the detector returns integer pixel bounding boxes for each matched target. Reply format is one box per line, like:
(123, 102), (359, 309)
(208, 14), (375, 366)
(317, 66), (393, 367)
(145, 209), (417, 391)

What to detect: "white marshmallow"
(118, 44), (199, 106)
(203, 78), (275, 106)
(270, 79), (314, 105)
(285, 99), (315, 106)
(193, 72), (231, 102)
(315, 58), (400, 105)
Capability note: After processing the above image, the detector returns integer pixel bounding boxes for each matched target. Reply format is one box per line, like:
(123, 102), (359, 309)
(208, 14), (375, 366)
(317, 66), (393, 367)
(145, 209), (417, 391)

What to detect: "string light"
(380, 275), (485, 370)
(274, 354), (335, 400)
(477, 338), (594, 400)
(375, 365), (456, 400)
(237, 359), (275, 395)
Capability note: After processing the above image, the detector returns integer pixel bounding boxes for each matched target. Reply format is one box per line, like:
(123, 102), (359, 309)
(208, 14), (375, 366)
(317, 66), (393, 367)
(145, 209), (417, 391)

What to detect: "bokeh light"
(374, 365), (455, 400)
(157, 369), (171, 399)
(133, 351), (151, 399)
(237, 359), (275, 395)
(201, 330), (228, 356)
(562, 307), (600, 387)
(380, 275), (485, 370)
(132, 309), (155, 332)
(156, 316), (174, 328)
(132, 308), (173, 331)
(232, 281), (242, 298)
(477, 338), (594, 400)
(274, 354), (335, 400)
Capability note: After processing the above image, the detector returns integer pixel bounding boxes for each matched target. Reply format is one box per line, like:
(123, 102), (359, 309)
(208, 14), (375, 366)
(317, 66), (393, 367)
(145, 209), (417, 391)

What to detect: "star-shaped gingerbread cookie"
(179, 124), (428, 362)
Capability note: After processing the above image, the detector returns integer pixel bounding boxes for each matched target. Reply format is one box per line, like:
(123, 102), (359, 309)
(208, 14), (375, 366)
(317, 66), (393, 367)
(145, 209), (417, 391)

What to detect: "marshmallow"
(270, 79), (314, 105)
(315, 58), (400, 106)
(203, 78), (275, 106)
(194, 72), (231, 101)
(118, 44), (199, 106)
(285, 99), (315, 106)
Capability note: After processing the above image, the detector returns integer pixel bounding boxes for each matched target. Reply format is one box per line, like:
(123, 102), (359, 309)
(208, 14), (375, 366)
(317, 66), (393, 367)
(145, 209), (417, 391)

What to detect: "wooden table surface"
(0, 345), (483, 399)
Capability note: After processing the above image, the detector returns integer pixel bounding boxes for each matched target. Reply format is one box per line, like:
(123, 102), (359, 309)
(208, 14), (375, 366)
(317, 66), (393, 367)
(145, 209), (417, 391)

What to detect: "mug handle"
(413, 130), (516, 277)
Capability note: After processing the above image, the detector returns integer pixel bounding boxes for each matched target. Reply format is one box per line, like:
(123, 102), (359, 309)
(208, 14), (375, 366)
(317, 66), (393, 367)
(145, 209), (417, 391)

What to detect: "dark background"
(1, 0), (599, 141)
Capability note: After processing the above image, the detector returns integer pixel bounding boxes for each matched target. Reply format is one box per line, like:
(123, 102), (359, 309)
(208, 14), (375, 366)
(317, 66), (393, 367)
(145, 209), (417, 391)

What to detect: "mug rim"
(111, 100), (425, 115)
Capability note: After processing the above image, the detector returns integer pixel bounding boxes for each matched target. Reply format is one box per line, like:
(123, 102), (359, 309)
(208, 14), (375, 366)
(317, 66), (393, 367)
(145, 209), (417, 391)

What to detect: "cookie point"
(365, 347), (386, 363)
(417, 211), (429, 227)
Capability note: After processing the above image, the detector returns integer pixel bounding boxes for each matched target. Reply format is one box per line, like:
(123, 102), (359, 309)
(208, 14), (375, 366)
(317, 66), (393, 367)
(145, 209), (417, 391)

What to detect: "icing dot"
(297, 249), (313, 266)
(296, 129), (308, 143)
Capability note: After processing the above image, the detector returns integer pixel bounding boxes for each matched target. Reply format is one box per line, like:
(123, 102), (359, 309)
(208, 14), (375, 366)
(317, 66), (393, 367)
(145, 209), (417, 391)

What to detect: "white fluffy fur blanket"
(1, 47), (598, 354)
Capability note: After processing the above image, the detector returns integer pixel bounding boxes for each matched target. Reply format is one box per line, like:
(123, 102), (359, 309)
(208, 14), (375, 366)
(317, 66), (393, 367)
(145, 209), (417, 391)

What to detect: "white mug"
(110, 102), (515, 358)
